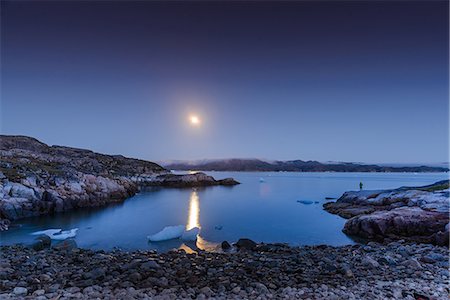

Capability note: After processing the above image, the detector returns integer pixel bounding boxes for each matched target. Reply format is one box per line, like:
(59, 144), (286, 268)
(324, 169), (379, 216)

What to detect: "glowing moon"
(189, 115), (200, 126)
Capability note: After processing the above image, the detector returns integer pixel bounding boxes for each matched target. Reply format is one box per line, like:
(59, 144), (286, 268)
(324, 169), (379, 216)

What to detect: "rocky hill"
(0, 135), (238, 230)
(324, 180), (450, 245)
(163, 158), (449, 172)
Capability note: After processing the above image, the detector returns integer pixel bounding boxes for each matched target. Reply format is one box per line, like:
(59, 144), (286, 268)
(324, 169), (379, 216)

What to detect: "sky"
(1, 1), (449, 164)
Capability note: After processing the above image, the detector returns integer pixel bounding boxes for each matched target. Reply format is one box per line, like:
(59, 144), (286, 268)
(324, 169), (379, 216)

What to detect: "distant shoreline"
(163, 159), (449, 173)
(172, 170), (449, 173)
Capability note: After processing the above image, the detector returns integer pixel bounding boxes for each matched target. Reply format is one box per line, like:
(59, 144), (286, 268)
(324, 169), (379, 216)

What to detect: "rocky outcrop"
(0, 135), (239, 230)
(324, 180), (449, 245)
(148, 172), (239, 188)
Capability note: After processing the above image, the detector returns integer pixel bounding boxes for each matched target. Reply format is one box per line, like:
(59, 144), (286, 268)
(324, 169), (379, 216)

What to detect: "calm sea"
(1, 172), (447, 252)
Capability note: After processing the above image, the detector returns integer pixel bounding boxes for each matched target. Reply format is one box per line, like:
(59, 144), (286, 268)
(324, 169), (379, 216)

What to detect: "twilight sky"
(1, 1), (448, 164)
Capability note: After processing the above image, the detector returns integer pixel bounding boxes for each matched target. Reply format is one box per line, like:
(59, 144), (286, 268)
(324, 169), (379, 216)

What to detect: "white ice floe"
(31, 228), (78, 240)
(181, 227), (200, 241)
(147, 225), (185, 242)
(51, 228), (78, 240)
(31, 229), (62, 236)
(148, 225), (201, 242)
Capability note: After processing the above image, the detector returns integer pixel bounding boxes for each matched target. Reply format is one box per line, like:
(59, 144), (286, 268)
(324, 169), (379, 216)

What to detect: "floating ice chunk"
(50, 228), (78, 240)
(181, 227), (200, 241)
(297, 200), (314, 205)
(259, 178), (265, 183)
(31, 228), (78, 240)
(31, 229), (62, 236)
(147, 225), (184, 242)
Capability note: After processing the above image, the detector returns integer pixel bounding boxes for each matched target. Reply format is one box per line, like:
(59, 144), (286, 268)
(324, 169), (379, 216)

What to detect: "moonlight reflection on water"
(181, 189), (219, 252)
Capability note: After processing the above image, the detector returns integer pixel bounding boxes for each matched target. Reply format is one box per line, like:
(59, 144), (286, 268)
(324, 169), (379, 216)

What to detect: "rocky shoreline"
(324, 180), (449, 246)
(0, 136), (239, 231)
(0, 240), (448, 299)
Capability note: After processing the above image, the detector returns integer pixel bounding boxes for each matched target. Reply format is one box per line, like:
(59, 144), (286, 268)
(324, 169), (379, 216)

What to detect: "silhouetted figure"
(359, 182), (363, 190)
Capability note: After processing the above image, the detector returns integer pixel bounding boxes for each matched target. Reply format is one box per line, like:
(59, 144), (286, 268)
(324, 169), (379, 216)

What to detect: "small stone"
(235, 238), (257, 250)
(13, 287), (28, 296)
(340, 264), (353, 277)
(362, 256), (380, 268)
(140, 260), (160, 270)
(84, 268), (105, 280)
(39, 274), (52, 282)
(82, 286), (94, 294)
(33, 289), (45, 296)
(35, 235), (51, 248)
(200, 287), (213, 297)
(130, 272), (142, 282)
(221, 241), (231, 250)
(379, 255), (397, 266)
(402, 258), (422, 269)
(29, 239), (45, 251)
(253, 283), (269, 294)
(65, 287), (80, 293)
(47, 284), (61, 293)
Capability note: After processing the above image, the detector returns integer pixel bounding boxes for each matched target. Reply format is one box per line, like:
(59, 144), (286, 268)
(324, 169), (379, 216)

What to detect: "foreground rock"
(324, 180), (449, 245)
(0, 135), (239, 230)
(0, 242), (448, 299)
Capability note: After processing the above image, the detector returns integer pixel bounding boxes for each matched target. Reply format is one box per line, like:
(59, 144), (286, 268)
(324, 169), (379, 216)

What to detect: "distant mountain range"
(162, 159), (449, 173)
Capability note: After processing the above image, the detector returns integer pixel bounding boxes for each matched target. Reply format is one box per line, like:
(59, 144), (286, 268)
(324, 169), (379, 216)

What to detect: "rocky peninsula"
(0, 240), (448, 299)
(0, 135), (239, 231)
(324, 180), (449, 246)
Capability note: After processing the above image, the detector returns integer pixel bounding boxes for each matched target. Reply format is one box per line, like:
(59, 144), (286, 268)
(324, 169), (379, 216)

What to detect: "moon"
(189, 115), (200, 126)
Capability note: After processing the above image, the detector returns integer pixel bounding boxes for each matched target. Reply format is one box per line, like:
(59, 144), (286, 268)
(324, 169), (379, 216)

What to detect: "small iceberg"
(148, 225), (184, 242)
(297, 200), (314, 205)
(31, 229), (62, 236)
(181, 227), (200, 241)
(148, 225), (201, 242)
(51, 228), (78, 240)
(259, 178), (265, 183)
(31, 228), (78, 240)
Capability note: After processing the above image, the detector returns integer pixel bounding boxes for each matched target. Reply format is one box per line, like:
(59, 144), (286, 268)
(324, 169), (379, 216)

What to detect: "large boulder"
(52, 239), (78, 251)
(235, 238), (257, 250)
(29, 235), (51, 251)
(8, 183), (37, 200)
(343, 207), (448, 245)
